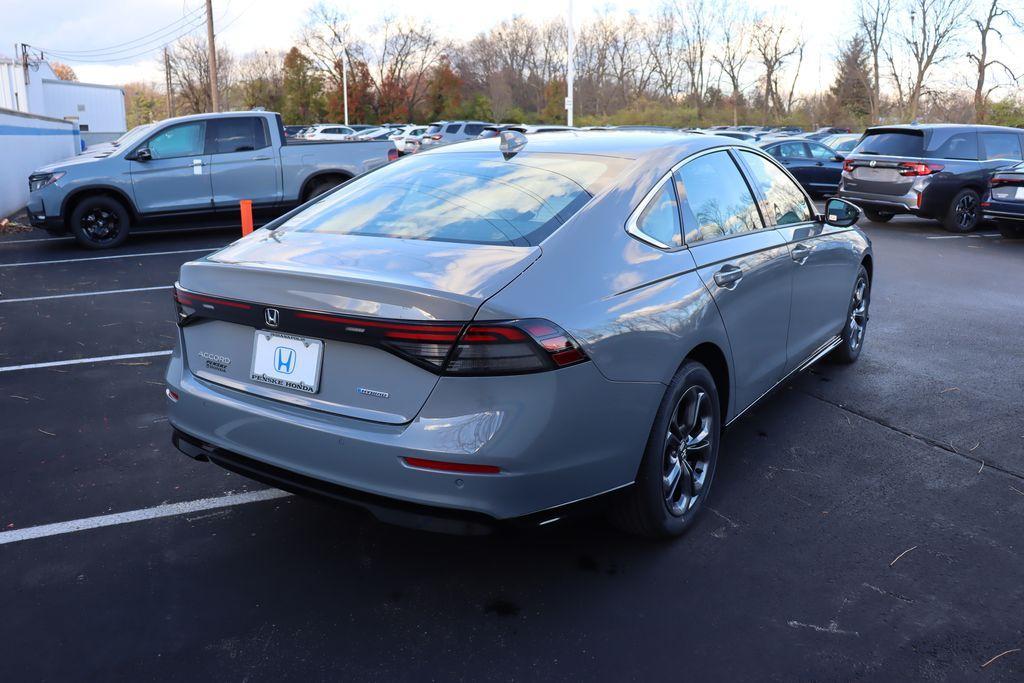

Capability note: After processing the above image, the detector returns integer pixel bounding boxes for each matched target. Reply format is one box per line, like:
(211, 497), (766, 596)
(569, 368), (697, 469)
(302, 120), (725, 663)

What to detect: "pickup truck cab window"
(739, 150), (813, 226)
(207, 117), (270, 155)
(675, 150), (762, 243)
(145, 122), (206, 160)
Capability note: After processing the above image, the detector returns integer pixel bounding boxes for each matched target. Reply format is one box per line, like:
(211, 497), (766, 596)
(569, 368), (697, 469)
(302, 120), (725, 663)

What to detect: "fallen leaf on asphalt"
(939, 387), (960, 394)
(981, 648), (1020, 669)
(889, 545), (918, 567)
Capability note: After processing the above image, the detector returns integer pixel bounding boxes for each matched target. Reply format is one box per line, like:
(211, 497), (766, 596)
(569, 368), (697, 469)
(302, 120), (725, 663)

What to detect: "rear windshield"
(855, 131), (924, 157)
(426, 124), (444, 135)
(277, 153), (629, 246)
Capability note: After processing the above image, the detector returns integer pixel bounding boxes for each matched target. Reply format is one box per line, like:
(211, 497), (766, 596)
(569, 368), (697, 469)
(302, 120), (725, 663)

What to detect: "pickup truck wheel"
(304, 176), (345, 202)
(943, 189), (980, 233)
(70, 196), (130, 249)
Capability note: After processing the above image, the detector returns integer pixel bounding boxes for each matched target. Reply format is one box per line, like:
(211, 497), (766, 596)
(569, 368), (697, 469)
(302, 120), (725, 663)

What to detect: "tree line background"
(111, 0), (1024, 131)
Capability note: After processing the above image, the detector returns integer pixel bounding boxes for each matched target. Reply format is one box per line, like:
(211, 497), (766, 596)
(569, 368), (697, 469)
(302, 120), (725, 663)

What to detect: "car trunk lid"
(177, 231), (540, 424)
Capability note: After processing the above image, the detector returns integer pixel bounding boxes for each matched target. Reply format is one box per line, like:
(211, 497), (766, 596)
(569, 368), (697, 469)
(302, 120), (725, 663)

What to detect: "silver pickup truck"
(26, 111), (395, 248)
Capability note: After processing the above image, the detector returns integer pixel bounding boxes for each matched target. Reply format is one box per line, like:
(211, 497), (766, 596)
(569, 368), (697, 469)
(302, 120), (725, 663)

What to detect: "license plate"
(250, 330), (323, 394)
(992, 186), (1024, 201)
(853, 167), (899, 182)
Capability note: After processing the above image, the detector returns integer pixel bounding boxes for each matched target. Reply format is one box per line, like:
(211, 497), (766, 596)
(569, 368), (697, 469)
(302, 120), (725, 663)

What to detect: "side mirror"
(833, 154), (845, 162)
(134, 147), (152, 161)
(824, 198), (860, 228)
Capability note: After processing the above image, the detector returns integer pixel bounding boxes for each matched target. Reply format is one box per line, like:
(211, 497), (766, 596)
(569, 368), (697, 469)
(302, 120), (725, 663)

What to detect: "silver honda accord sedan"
(165, 130), (872, 537)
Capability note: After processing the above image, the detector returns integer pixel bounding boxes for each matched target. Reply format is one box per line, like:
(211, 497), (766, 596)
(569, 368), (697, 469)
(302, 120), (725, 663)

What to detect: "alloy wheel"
(955, 194), (977, 230)
(848, 276), (869, 352)
(81, 208), (120, 243)
(663, 385), (713, 516)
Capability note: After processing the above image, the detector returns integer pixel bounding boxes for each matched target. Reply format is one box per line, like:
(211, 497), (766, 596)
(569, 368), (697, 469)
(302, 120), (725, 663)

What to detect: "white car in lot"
(301, 124), (357, 141)
(387, 125), (429, 152)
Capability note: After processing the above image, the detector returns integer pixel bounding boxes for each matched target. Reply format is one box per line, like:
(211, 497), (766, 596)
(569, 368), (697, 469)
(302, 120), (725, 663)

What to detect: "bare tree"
(169, 36), (235, 114)
(968, 0), (1020, 122)
(360, 16), (446, 120)
(856, 0), (892, 123)
(644, 4), (685, 100)
(887, 0), (969, 121)
(715, 1), (753, 125)
(751, 16), (801, 123)
(300, 3), (355, 92)
(676, 0), (717, 122)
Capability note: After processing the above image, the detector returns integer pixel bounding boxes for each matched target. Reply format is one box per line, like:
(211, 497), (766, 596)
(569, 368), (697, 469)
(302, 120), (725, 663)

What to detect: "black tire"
(997, 221), (1024, 239)
(69, 195), (130, 249)
(610, 361), (721, 538)
(863, 209), (894, 223)
(303, 176), (346, 202)
(943, 188), (981, 233)
(830, 265), (870, 365)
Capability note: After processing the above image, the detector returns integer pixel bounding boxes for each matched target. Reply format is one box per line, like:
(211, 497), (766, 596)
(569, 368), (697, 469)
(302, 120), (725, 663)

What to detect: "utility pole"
(565, 0), (574, 126)
(163, 47), (175, 117)
(205, 0), (219, 112)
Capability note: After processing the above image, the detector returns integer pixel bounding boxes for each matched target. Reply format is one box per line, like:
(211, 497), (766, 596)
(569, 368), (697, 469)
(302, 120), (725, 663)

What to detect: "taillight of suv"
(897, 162), (944, 177)
(990, 173), (1024, 188)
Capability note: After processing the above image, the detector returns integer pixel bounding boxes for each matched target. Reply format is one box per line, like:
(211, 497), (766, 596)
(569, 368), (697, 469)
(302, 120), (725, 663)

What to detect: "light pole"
(342, 54), (349, 126)
(566, 0), (574, 126)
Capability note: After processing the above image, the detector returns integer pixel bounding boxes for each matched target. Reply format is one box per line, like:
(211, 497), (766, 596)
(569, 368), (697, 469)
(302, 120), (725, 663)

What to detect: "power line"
(32, 15), (208, 63)
(29, 6), (204, 57)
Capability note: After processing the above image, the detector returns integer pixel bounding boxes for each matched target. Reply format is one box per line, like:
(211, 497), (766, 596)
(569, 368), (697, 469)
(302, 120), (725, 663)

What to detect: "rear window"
(463, 123), (485, 136)
(926, 131), (978, 160)
(855, 131), (924, 157)
(276, 153), (629, 246)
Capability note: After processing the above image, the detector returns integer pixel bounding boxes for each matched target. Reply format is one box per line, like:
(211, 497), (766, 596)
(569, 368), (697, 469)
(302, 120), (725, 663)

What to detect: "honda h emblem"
(265, 308), (280, 328)
(869, 160), (877, 167)
(274, 346), (296, 374)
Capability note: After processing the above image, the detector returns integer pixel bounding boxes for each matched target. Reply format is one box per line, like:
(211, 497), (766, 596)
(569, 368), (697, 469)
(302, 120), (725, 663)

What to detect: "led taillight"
(387, 148), (400, 162)
(843, 159), (855, 173)
(444, 319), (589, 375)
(990, 174), (1023, 187)
(898, 162), (943, 177)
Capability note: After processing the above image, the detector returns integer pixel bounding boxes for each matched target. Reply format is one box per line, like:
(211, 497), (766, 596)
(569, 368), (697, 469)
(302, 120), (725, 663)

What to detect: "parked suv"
(420, 120), (489, 147)
(838, 124), (1024, 232)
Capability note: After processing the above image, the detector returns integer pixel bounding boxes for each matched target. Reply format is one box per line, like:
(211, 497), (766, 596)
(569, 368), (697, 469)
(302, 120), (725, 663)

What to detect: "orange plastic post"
(240, 199), (254, 236)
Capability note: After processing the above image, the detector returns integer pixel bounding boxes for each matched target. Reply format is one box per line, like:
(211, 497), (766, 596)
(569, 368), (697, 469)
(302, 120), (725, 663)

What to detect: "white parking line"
(0, 285), (172, 304)
(2, 226), (242, 245)
(0, 247), (218, 268)
(0, 350), (172, 373)
(1, 235), (74, 244)
(0, 489), (292, 546)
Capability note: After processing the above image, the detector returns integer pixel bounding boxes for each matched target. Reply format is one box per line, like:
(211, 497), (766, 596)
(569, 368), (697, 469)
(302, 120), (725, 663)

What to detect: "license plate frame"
(250, 330), (324, 395)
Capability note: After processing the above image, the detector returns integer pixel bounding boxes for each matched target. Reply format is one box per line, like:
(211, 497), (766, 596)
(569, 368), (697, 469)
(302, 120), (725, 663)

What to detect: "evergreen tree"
(829, 36), (872, 122)
(282, 47), (326, 124)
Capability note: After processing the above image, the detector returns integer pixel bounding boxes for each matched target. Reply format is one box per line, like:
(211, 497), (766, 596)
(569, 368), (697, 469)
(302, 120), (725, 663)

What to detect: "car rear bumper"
(165, 335), (663, 524)
(982, 200), (1024, 222)
(837, 187), (920, 214)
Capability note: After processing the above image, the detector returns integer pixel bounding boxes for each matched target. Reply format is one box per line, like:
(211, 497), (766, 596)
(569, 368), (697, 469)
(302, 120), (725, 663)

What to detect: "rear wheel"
(997, 221), (1024, 239)
(69, 195), (130, 249)
(863, 209), (894, 223)
(830, 265), (870, 364)
(610, 361), (720, 538)
(943, 189), (980, 233)
(303, 175), (347, 202)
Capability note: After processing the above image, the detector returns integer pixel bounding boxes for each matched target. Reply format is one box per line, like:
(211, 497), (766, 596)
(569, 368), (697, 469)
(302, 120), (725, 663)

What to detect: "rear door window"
(463, 123), (485, 136)
(776, 142), (809, 159)
(739, 150), (813, 226)
(855, 131), (924, 157)
(675, 150), (763, 242)
(979, 132), (1023, 161)
(445, 124), (462, 134)
(207, 117), (268, 155)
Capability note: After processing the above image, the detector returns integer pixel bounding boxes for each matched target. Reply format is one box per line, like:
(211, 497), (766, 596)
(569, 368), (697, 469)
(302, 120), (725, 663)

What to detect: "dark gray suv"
(838, 124), (1024, 232)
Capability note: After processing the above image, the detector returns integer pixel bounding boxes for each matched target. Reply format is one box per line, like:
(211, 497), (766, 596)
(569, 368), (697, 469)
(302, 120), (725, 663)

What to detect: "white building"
(0, 54), (126, 144)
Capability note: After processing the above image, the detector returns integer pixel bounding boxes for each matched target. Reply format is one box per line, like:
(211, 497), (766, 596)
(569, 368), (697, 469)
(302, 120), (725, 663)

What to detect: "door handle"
(714, 265), (743, 289)
(192, 159), (203, 166)
(791, 243), (811, 264)
(253, 155), (272, 161)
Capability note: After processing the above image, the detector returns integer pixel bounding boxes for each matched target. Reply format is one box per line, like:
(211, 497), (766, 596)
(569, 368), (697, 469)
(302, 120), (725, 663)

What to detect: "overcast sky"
(0, 0), (1013, 96)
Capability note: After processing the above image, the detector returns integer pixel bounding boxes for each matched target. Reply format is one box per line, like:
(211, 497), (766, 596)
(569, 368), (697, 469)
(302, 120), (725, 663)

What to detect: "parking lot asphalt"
(1, 218), (1022, 681)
